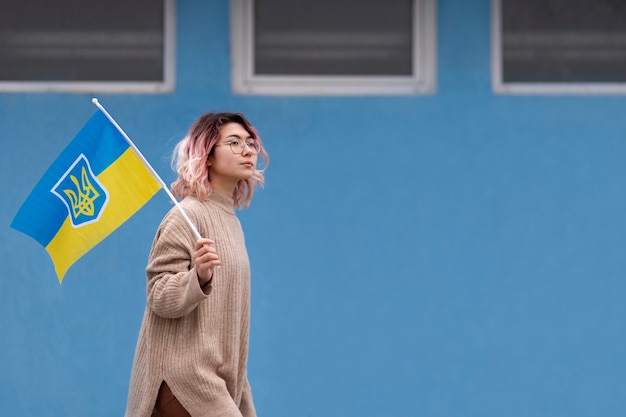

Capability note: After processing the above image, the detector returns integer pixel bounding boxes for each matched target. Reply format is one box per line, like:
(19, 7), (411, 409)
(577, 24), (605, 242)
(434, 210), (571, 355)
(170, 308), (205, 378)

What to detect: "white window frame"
(0, 0), (176, 94)
(230, 0), (437, 96)
(492, 0), (626, 95)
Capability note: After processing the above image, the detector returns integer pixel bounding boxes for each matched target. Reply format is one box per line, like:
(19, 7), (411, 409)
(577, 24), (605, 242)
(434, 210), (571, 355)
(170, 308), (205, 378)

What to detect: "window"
(0, 0), (175, 93)
(230, 0), (436, 95)
(493, 0), (626, 94)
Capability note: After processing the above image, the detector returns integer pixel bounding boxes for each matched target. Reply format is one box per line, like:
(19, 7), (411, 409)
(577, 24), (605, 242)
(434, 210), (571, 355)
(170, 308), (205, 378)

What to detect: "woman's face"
(207, 122), (258, 187)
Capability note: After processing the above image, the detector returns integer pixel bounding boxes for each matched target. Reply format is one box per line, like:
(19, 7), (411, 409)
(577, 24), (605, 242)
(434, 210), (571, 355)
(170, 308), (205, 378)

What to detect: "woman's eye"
(229, 140), (242, 146)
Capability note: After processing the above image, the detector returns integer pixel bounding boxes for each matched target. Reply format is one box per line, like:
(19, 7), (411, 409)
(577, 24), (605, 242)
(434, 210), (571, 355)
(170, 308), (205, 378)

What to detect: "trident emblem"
(51, 154), (109, 227)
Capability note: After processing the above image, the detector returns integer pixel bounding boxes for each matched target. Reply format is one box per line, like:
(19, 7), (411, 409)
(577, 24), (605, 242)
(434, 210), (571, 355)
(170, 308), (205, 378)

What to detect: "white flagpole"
(91, 98), (203, 240)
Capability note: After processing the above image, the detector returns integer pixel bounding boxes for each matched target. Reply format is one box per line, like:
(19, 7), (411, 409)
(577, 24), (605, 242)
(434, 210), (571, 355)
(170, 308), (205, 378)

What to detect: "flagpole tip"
(92, 98), (98, 104)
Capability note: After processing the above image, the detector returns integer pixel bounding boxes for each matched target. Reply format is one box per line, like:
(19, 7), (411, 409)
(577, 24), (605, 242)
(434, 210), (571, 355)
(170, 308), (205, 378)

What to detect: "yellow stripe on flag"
(46, 148), (161, 281)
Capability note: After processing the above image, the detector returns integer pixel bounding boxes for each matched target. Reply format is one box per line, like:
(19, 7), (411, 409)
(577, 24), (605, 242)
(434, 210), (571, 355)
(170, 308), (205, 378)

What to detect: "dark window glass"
(502, 0), (626, 83)
(253, 0), (413, 76)
(0, 0), (164, 82)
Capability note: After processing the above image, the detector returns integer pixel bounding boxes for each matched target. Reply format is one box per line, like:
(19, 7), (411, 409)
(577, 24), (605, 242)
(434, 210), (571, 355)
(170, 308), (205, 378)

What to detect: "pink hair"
(170, 112), (269, 209)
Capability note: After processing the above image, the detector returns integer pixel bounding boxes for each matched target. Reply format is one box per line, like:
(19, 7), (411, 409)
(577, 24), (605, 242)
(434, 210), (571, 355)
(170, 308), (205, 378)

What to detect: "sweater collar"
(208, 190), (235, 214)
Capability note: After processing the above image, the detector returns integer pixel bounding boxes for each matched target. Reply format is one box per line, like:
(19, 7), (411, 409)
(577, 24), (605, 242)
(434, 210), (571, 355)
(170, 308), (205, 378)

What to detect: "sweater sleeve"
(239, 377), (257, 417)
(145, 208), (210, 319)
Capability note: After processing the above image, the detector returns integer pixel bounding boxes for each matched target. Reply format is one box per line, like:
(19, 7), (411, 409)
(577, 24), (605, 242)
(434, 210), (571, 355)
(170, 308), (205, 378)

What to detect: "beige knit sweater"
(125, 192), (256, 417)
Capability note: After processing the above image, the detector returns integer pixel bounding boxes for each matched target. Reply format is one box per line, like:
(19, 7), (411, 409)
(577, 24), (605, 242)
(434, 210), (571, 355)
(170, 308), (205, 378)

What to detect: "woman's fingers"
(194, 238), (215, 251)
(193, 239), (221, 283)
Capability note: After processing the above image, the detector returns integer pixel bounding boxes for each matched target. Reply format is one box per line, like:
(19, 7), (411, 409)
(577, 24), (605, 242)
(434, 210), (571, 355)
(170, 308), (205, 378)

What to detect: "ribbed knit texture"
(125, 192), (256, 417)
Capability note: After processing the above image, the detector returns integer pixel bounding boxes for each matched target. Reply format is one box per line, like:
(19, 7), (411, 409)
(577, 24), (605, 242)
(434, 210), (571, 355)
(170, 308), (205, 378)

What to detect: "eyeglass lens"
(231, 140), (260, 154)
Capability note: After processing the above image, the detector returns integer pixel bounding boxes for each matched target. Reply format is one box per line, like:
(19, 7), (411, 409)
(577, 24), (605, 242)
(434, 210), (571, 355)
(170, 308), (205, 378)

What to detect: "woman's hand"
(192, 238), (221, 286)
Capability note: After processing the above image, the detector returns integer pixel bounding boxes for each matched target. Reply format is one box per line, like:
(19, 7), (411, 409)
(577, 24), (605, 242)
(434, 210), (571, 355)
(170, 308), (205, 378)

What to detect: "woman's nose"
(241, 143), (253, 155)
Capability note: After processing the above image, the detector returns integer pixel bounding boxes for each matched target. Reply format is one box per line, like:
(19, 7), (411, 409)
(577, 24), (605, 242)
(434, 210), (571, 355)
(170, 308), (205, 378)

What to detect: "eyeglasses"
(215, 138), (261, 155)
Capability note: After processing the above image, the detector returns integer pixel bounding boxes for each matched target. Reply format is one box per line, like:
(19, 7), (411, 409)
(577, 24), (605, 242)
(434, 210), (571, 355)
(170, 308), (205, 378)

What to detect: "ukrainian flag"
(11, 110), (161, 282)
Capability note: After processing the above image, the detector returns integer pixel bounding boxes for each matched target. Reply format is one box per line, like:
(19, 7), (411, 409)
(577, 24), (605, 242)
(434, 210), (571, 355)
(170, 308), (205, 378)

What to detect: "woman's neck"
(209, 178), (236, 200)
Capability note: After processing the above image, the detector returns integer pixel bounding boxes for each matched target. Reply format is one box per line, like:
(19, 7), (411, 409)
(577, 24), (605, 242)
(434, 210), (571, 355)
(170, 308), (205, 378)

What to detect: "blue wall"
(2, 1), (626, 416)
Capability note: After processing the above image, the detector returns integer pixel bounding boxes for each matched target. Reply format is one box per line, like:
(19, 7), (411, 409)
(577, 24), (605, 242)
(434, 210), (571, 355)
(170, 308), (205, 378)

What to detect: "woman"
(125, 112), (269, 417)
